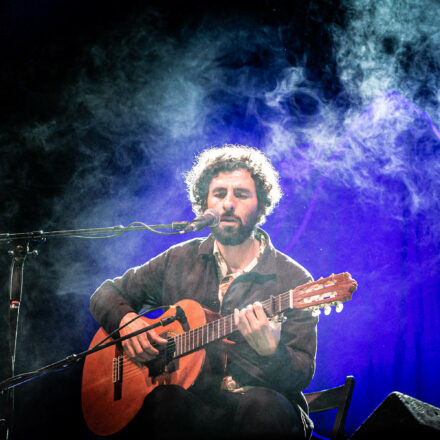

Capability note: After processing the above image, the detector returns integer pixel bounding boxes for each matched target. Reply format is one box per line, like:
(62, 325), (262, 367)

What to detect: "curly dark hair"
(185, 144), (282, 224)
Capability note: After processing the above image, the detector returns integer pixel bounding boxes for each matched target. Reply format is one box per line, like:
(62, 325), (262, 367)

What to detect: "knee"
(240, 387), (295, 417)
(233, 388), (307, 438)
(147, 384), (187, 402)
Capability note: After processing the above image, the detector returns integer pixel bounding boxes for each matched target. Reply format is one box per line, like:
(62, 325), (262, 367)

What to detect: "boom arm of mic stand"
(0, 221), (190, 242)
(0, 314), (179, 393)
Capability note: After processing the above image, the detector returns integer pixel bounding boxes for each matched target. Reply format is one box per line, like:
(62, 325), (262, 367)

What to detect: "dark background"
(0, 1), (439, 438)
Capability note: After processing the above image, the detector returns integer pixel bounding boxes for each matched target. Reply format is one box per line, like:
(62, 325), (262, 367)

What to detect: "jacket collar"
(197, 228), (277, 276)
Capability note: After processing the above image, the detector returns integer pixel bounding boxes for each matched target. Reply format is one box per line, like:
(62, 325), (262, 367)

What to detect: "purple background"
(0, 1), (439, 438)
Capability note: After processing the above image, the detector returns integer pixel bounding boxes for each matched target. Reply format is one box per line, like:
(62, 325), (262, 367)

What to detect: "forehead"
(209, 169), (256, 191)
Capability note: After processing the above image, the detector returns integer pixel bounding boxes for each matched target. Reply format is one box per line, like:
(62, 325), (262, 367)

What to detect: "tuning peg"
(312, 309), (321, 317)
(335, 302), (344, 313)
(324, 305), (332, 315)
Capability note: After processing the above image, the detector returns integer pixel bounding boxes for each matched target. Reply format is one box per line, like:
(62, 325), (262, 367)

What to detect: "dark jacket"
(90, 229), (318, 411)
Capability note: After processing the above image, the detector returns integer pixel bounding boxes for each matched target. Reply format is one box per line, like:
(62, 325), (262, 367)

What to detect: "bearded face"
(206, 169), (260, 246)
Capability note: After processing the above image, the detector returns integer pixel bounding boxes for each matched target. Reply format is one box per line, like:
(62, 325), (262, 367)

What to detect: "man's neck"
(215, 236), (259, 273)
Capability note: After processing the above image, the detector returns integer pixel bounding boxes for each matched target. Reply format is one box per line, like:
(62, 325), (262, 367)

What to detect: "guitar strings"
(114, 293), (292, 375)
(106, 279), (346, 382)
(113, 311), (257, 381)
(109, 292), (297, 381)
(115, 317), (239, 379)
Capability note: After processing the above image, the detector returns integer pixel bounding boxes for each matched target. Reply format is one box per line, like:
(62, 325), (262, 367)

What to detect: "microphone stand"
(0, 220), (190, 440)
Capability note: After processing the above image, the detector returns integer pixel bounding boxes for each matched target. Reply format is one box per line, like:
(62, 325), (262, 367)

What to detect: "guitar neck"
(171, 291), (292, 359)
(169, 272), (356, 359)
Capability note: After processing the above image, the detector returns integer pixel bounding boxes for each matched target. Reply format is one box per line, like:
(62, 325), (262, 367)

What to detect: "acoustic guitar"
(81, 272), (357, 436)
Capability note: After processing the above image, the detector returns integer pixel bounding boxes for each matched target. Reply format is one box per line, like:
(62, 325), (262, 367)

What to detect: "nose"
(223, 193), (235, 213)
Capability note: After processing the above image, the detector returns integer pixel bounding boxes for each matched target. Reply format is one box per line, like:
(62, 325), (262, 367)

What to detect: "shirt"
(213, 232), (266, 306)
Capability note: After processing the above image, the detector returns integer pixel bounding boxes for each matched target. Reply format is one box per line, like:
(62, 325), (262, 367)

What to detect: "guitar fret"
(168, 273), (355, 360)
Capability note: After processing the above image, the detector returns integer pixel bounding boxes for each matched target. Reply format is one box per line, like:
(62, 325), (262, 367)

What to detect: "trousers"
(112, 385), (313, 440)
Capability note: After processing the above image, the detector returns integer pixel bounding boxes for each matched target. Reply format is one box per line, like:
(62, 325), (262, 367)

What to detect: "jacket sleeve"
(226, 274), (318, 400)
(258, 305), (318, 393)
(90, 250), (169, 335)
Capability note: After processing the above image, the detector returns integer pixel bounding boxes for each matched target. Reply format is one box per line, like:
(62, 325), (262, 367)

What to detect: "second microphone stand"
(0, 219), (190, 440)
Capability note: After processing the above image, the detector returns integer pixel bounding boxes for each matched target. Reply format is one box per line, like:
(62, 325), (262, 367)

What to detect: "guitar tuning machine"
(311, 309), (321, 317)
(324, 305), (332, 316)
(335, 302), (344, 313)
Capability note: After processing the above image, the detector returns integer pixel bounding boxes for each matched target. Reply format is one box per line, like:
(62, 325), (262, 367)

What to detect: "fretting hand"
(233, 302), (281, 356)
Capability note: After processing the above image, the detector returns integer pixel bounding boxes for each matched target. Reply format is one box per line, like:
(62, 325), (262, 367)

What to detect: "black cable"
(126, 222), (186, 236)
(68, 222), (187, 239)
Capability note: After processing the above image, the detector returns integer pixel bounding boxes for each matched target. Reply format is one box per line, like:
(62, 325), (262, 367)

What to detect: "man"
(90, 145), (318, 439)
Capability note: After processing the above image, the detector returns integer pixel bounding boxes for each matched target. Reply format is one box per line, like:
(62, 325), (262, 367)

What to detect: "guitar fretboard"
(172, 290), (293, 358)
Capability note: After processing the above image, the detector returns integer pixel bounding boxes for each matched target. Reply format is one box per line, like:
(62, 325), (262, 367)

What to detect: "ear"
(255, 200), (266, 224)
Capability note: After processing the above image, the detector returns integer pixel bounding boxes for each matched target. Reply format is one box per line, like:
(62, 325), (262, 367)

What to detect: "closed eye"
(212, 190), (226, 198)
(234, 189), (252, 198)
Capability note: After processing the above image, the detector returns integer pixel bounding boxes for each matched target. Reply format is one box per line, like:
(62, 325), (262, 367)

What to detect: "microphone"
(184, 209), (220, 232)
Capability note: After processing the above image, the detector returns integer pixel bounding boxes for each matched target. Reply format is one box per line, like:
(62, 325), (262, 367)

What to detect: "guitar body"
(81, 299), (207, 436)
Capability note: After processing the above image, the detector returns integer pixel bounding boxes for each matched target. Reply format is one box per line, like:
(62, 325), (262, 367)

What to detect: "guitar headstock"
(290, 272), (357, 316)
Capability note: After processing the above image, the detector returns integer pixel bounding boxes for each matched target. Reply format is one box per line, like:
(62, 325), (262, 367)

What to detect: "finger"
(244, 304), (261, 331)
(131, 336), (158, 362)
(122, 339), (149, 365)
(234, 308), (240, 327)
(238, 307), (252, 335)
(135, 331), (159, 355)
(253, 302), (269, 324)
(148, 330), (168, 345)
(122, 340), (136, 361)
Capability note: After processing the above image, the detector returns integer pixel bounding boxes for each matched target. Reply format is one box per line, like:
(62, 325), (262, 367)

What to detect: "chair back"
(305, 375), (355, 440)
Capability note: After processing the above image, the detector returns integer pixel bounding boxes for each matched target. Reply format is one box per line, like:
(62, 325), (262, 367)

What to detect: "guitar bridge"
(112, 346), (124, 401)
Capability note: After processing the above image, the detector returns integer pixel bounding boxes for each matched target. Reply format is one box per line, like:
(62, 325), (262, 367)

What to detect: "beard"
(210, 213), (258, 246)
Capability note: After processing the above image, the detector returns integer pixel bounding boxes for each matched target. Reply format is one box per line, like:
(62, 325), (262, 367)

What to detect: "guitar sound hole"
(147, 330), (179, 377)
